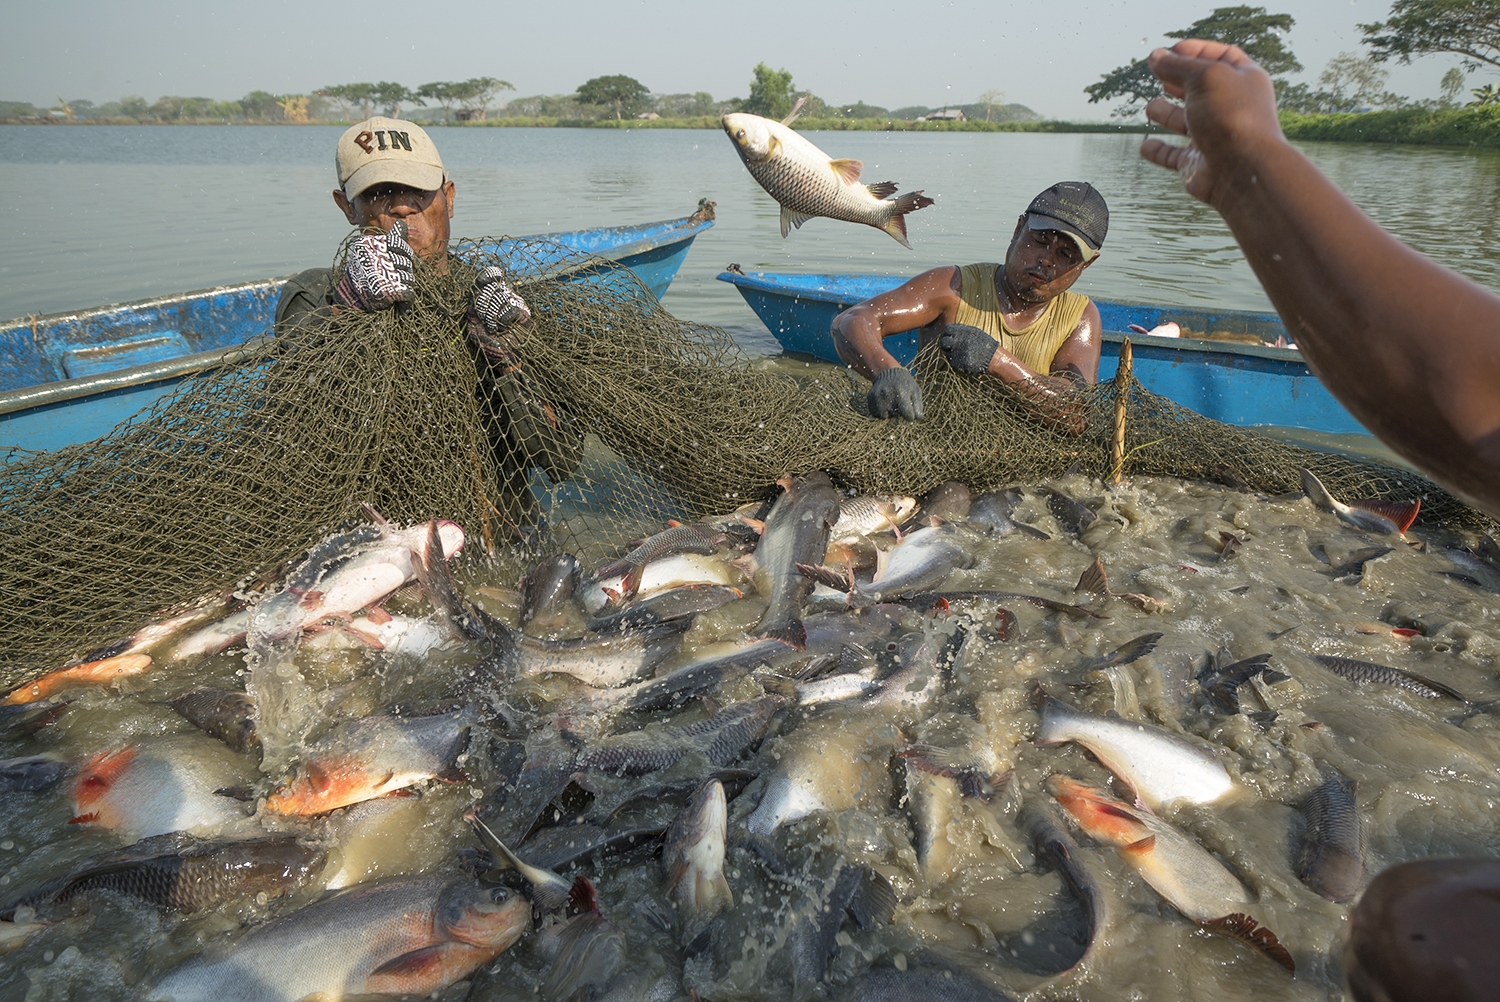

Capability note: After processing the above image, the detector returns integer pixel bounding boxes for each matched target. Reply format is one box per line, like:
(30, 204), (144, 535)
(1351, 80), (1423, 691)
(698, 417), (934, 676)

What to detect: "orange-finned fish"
(722, 106), (934, 248)
(264, 707), (474, 816)
(1299, 467), (1420, 536)
(1048, 775), (1294, 974)
(147, 876), (529, 1002)
(2, 653), (152, 705)
(70, 737), (253, 841)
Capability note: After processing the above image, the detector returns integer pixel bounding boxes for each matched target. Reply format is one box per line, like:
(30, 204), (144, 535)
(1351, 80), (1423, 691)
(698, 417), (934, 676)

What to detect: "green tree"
(120, 95), (149, 119)
(240, 90), (285, 121)
(1471, 81), (1500, 103)
(316, 84), (377, 120)
(1361, 0), (1500, 73)
(370, 82), (416, 118)
(575, 74), (649, 119)
(1441, 66), (1469, 104)
(1319, 51), (1393, 108)
(740, 63), (794, 119)
(417, 81), (461, 122)
(977, 88), (1005, 122)
(1086, 6), (1301, 117)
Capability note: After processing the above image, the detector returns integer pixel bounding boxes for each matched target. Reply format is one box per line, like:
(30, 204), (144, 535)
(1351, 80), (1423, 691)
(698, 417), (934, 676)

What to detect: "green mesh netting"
(2, 237), (1493, 688)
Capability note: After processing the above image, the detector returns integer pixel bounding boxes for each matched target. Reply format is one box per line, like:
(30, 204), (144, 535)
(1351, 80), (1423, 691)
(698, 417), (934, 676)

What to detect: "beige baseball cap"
(336, 117), (445, 199)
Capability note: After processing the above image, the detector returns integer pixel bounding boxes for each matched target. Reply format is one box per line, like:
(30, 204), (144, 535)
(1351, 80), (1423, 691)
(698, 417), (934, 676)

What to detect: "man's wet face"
(335, 179), (455, 262)
(1004, 221), (1091, 304)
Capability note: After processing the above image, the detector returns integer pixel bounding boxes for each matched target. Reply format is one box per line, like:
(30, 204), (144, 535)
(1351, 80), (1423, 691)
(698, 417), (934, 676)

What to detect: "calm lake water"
(4, 124), (1500, 354)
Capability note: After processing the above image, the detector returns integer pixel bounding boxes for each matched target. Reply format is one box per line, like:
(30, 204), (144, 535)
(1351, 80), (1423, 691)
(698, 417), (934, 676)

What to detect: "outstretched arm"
(1141, 39), (1500, 518)
(832, 267), (959, 380)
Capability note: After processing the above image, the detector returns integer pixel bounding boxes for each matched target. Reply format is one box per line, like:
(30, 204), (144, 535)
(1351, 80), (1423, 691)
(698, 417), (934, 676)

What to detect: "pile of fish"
(2, 470), (1498, 1001)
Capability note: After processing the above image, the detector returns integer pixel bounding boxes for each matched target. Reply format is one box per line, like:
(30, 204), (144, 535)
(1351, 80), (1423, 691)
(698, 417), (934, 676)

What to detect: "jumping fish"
(581, 552), (747, 615)
(169, 687), (260, 754)
(722, 109), (934, 248)
(748, 472), (843, 648)
(1299, 467), (1420, 536)
(264, 706), (475, 816)
(1311, 654), (1466, 701)
(662, 779), (733, 922)
(1297, 773), (1366, 904)
(1047, 775), (1294, 973)
(968, 489), (1050, 539)
(2, 653), (152, 705)
(1033, 695), (1237, 810)
(1017, 800), (1109, 974)
(520, 553), (582, 631)
(147, 876), (529, 1002)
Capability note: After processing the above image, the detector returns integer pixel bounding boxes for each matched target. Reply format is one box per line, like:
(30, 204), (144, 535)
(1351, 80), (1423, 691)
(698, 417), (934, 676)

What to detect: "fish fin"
(307, 761), (331, 794)
(1121, 834), (1156, 855)
(1298, 467), (1337, 511)
(213, 785), (256, 802)
(1348, 497), (1420, 534)
(796, 562), (851, 592)
(880, 214), (914, 250)
(736, 516), (765, 533)
(780, 96), (806, 126)
(339, 625), (386, 649)
(865, 180), (898, 199)
(620, 564), (645, 602)
(368, 945), (447, 982)
(829, 158), (864, 185)
(759, 620), (808, 651)
(662, 857), (690, 896)
(780, 205), (815, 237)
(1076, 557), (1110, 596)
(1204, 913), (1296, 974)
(570, 875), (600, 915)
(67, 812), (100, 825)
(1402, 669), (1468, 701)
(297, 589), (325, 611)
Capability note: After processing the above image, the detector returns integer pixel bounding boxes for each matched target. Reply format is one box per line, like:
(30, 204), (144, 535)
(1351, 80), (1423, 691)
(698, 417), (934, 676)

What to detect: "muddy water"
(2, 472), (1498, 1002)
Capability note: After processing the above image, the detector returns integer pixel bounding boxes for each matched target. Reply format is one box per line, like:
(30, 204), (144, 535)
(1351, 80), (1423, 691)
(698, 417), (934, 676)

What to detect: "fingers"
(1147, 40), (1253, 97)
(1139, 138), (1187, 172)
(1144, 98), (1189, 136)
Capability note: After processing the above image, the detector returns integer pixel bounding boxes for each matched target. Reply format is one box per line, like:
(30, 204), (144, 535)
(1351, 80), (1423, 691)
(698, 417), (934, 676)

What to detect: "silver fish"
(521, 553), (582, 631)
(722, 110), (934, 248)
(1034, 695), (1237, 810)
(836, 495), (919, 537)
(851, 524), (972, 605)
(1299, 467), (1420, 535)
(147, 876), (529, 1002)
(748, 472), (843, 648)
(1311, 653), (1466, 700)
(662, 779), (733, 922)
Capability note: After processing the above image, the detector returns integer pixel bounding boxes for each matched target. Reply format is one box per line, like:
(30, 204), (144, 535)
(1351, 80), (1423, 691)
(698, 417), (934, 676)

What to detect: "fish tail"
(1298, 467), (1336, 510)
(1347, 497), (1420, 534)
(1203, 913), (1296, 974)
(620, 564), (645, 602)
(759, 619), (808, 651)
(879, 190), (935, 250)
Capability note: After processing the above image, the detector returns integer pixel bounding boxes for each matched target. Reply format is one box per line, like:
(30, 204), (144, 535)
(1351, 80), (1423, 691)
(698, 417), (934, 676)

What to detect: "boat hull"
(0, 212), (713, 454)
(717, 270), (1368, 437)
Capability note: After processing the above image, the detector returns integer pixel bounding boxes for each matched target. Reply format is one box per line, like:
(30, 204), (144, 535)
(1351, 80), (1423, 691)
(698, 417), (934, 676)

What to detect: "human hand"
(468, 266), (532, 366)
(939, 323), (998, 375)
(333, 220), (416, 312)
(868, 366), (924, 421)
(1139, 40), (1284, 206)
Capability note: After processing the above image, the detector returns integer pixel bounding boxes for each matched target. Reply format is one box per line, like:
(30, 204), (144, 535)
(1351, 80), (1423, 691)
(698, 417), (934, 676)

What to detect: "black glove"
(333, 220), (415, 313)
(468, 266), (533, 366)
(939, 323), (998, 375)
(868, 366), (924, 421)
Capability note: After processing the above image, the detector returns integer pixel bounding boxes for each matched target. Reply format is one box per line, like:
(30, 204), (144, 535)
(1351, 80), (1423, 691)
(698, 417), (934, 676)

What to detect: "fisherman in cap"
(832, 181), (1108, 429)
(275, 117), (581, 527)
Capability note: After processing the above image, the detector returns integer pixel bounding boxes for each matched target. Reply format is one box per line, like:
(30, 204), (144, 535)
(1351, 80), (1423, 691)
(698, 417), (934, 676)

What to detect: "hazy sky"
(3, 0), (1477, 121)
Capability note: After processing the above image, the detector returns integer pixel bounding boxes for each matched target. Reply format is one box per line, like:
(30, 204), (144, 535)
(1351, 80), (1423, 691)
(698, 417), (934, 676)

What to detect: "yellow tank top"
(953, 263), (1089, 375)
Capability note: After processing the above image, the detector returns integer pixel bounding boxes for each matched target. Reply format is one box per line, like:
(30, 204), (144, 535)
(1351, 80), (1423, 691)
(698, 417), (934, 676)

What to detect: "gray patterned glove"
(868, 366), (924, 421)
(467, 266), (533, 366)
(333, 220), (415, 312)
(939, 323), (998, 375)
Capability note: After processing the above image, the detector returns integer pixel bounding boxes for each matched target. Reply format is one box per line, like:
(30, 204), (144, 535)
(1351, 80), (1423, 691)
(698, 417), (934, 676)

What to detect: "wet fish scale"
(1311, 654), (1466, 700)
(1298, 774), (1366, 903)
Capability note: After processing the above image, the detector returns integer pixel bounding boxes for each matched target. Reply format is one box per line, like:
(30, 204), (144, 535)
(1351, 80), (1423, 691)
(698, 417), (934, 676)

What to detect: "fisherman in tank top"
(832, 182), (1107, 434)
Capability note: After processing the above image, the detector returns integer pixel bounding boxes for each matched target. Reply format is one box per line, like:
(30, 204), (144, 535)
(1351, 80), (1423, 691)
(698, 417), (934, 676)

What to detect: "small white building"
(922, 108), (966, 121)
(636, 111), (661, 120)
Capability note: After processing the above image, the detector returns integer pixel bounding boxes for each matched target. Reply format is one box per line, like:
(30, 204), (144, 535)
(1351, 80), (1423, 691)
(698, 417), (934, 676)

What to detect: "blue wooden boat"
(0, 207), (716, 454)
(718, 269), (1369, 437)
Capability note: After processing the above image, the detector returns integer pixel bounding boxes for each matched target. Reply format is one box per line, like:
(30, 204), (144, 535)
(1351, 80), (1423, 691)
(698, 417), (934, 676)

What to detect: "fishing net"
(2, 237), (1494, 688)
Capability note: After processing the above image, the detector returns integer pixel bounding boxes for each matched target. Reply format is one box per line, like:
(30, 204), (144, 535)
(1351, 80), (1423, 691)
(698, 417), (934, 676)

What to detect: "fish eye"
(736, 130), (745, 139)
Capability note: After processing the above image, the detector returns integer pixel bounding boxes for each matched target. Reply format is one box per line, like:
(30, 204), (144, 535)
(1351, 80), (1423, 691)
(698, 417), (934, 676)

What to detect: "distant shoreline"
(5, 108), (1498, 147)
